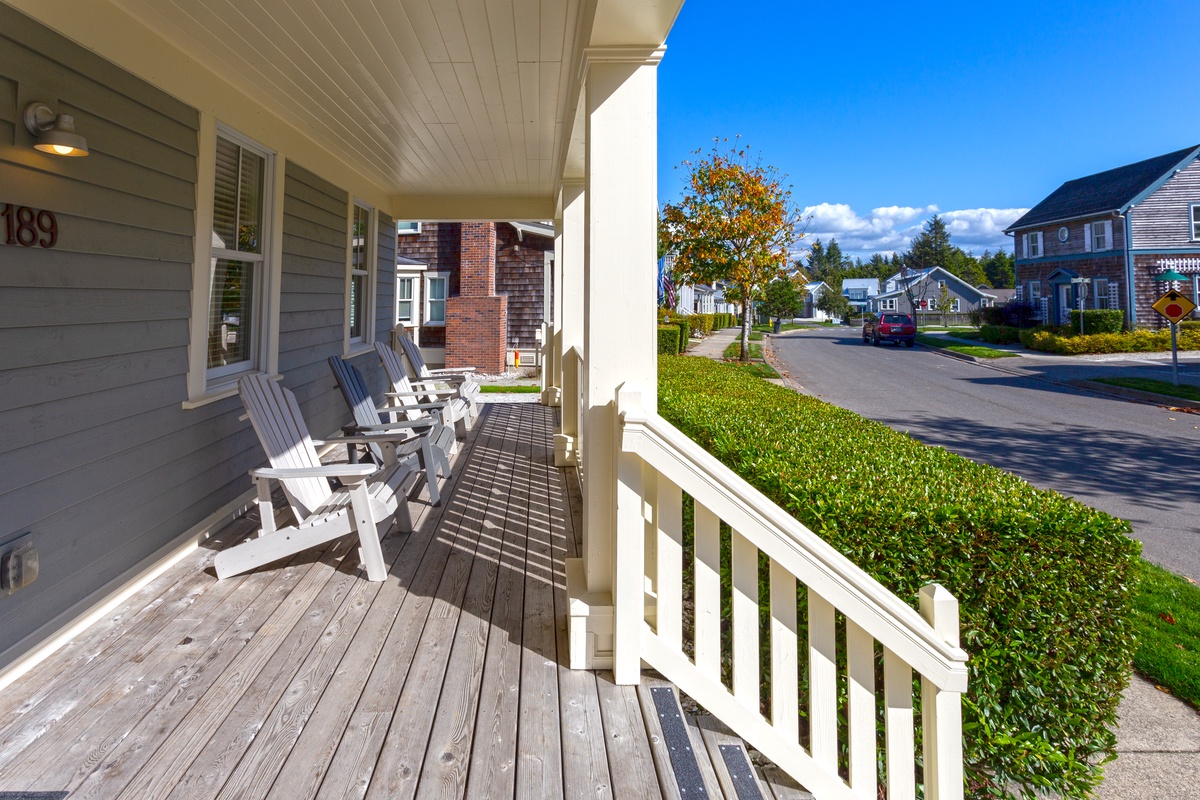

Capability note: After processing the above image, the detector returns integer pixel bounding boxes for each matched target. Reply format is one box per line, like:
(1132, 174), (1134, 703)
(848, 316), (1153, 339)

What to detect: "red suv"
(862, 313), (916, 347)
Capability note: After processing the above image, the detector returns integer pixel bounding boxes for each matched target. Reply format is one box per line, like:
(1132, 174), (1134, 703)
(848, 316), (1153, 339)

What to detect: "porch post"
(565, 46), (662, 671)
(554, 180), (584, 467)
(541, 209), (564, 407)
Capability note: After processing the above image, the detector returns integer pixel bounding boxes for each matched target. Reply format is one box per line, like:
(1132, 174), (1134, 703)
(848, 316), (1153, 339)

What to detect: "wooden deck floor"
(0, 402), (803, 800)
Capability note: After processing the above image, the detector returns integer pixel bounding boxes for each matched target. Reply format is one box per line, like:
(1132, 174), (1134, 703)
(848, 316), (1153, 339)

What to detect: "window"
(1085, 220), (1112, 252)
(206, 131), (271, 384)
(951, 299), (961, 313)
(1191, 205), (1200, 240)
(880, 297), (897, 311)
(397, 221), (422, 235)
(1029, 281), (1042, 302)
(1023, 231), (1042, 258)
(425, 272), (448, 324)
(347, 202), (374, 348)
(1094, 277), (1110, 309)
(937, 279), (947, 289)
(396, 276), (415, 322)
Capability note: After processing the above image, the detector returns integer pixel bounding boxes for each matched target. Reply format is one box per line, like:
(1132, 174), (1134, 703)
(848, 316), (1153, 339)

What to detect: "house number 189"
(2, 204), (58, 248)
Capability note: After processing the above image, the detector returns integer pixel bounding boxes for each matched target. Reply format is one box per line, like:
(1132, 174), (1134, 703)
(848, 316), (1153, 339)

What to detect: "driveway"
(767, 326), (1200, 581)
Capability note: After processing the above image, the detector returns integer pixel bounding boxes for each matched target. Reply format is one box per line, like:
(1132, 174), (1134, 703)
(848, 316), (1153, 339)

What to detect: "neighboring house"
(841, 278), (879, 313)
(982, 286), (1016, 305)
(394, 221), (554, 372)
(873, 267), (997, 315)
(1005, 145), (1200, 327)
(803, 281), (832, 320)
(659, 254), (733, 317)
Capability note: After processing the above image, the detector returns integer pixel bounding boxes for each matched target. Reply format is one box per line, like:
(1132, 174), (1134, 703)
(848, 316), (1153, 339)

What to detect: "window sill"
(423, 322), (446, 328)
(342, 344), (376, 360)
(183, 373), (281, 409)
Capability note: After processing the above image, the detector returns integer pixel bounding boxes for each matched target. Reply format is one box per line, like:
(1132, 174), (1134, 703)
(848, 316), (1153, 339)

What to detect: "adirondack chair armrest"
(250, 464), (379, 483)
(385, 389), (456, 400)
(341, 420), (434, 434)
(380, 401), (450, 414)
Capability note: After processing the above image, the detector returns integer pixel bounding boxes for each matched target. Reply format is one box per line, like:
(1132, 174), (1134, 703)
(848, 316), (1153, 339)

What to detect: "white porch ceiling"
(110, 0), (587, 205)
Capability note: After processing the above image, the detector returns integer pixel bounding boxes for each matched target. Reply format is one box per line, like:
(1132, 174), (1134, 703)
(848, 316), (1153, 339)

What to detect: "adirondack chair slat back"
(238, 373), (331, 520)
(374, 342), (429, 420)
(328, 356), (387, 463)
(395, 334), (435, 380)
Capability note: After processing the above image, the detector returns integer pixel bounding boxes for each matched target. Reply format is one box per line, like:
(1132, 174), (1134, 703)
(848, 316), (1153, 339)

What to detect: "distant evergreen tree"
(980, 249), (1016, 289)
(903, 215), (954, 271)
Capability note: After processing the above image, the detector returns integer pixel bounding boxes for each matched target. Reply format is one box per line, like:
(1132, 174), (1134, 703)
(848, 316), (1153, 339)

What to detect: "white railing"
(613, 387), (968, 800)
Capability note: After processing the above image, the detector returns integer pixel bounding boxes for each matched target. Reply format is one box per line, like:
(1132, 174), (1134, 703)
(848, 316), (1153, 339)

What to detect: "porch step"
(638, 675), (814, 800)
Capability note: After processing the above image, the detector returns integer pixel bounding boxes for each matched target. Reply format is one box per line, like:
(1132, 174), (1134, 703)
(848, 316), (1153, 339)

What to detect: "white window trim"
(344, 200), (377, 356)
(1093, 277), (1110, 310)
(397, 221), (422, 235)
(1024, 231), (1042, 259)
(1085, 220), (1113, 252)
(1190, 204), (1200, 241)
(185, 117), (283, 408)
(424, 271), (449, 326)
(395, 274), (417, 324)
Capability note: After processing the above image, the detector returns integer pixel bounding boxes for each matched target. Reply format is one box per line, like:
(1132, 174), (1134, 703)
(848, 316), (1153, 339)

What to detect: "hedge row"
(1067, 309), (1124, 334)
(1021, 326), (1200, 355)
(689, 314), (715, 337)
(657, 325), (681, 355)
(978, 324), (1022, 344)
(658, 356), (1139, 799)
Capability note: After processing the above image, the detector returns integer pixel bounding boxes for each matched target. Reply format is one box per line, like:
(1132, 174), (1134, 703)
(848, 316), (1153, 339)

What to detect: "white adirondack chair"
(392, 335), (481, 417)
(213, 373), (419, 582)
(375, 341), (475, 437)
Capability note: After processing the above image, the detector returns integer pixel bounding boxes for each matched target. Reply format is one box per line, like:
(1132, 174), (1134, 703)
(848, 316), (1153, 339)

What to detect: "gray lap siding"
(0, 6), (386, 671)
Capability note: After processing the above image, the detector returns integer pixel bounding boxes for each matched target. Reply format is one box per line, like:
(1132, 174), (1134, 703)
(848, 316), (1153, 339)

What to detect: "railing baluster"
(808, 590), (837, 769)
(920, 584), (964, 800)
(656, 475), (683, 650)
(884, 646), (916, 800)
(846, 620), (877, 799)
(731, 530), (759, 708)
(769, 560), (798, 741)
(694, 503), (721, 680)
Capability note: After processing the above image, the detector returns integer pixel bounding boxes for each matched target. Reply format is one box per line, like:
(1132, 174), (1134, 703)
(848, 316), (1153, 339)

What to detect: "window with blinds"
(207, 134), (267, 377)
(396, 276), (415, 322)
(426, 274), (447, 323)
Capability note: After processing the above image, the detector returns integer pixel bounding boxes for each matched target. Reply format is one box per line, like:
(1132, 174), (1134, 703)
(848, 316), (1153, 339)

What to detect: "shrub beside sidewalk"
(1020, 326), (1200, 355)
(659, 355), (1139, 799)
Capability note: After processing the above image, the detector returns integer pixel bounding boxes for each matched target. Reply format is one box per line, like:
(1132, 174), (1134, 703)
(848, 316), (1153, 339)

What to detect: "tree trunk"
(740, 300), (751, 361)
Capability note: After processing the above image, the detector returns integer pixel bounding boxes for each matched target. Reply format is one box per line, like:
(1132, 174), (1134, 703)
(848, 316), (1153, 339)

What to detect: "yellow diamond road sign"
(1152, 290), (1196, 324)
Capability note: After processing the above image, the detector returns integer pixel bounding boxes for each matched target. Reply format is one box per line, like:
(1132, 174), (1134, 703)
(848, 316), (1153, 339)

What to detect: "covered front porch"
(0, 403), (803, 799)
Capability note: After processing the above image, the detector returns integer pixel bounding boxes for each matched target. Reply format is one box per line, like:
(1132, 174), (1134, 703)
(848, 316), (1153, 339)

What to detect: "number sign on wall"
(2, 204), (58, 248)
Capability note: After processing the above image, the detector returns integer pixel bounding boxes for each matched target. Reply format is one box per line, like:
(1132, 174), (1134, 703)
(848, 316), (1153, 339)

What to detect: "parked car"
(862, 312), (916, 347)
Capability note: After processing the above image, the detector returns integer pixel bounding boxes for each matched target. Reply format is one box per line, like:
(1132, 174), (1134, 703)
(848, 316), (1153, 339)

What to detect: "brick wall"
(395, 222), (460, 347)
(446, 295), (507, 374)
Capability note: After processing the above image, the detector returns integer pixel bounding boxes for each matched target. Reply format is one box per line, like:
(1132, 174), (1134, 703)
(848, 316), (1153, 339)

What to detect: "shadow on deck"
(0, 403), (803, 799)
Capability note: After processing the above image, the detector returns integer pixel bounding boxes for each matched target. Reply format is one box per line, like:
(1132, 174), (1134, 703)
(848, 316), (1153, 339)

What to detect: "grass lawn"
(731, 361), (779, 379)
(752, 323), (807, 333)
(723, 340), (764, 360)
(478, 384), (541, 394)
(1093, 377), (1200, 403)
(916, 333), (1018, 359)
(1132, 559), (1200, 708)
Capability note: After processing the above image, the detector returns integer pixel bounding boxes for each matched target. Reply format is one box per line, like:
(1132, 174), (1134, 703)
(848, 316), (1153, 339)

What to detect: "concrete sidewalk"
(696, 326), (1200, 797)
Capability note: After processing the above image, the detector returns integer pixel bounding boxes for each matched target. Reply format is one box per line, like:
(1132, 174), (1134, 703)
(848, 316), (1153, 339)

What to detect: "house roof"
(874, 267), (996, 301)
(508, 221), (554, 239)
(841, 278), (879, 291)
(1006, 145), (1200, 232)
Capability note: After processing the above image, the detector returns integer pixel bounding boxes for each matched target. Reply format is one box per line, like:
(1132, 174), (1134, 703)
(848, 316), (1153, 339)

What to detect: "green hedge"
(978, 324), (1021, 344)
(658, 356), (1139, 799)
(688, 313), (715, 336)
(1067, 309), (1125, 334)
(1021, 326), (1200, 354)
(1181, 320), (1200, 332)
(657, 325), (680, 355)
(677, 319), (691, 349)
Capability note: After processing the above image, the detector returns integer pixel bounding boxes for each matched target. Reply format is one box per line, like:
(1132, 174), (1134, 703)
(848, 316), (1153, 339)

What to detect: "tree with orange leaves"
(660, 139), (802, 361)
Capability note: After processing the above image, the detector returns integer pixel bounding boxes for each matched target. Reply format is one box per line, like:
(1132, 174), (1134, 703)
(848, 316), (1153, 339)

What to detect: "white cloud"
(798, 203), (1028, 261)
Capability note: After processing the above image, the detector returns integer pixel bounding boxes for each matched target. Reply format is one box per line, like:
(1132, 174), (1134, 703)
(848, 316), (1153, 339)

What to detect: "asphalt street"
(768, 326), (1200, 581)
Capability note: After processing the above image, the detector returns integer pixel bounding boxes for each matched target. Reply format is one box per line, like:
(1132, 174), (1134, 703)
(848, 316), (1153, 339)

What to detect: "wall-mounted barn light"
(23, 102), (89, 157)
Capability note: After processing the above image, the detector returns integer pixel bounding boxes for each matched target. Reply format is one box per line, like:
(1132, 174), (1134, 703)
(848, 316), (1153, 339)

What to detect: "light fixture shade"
(23, 102), (89, 157)
(1154, 269), (1189, 282)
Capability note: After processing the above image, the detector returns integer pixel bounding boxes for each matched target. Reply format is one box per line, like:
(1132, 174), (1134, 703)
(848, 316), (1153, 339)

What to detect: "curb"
(1069, 380), (1200, 410)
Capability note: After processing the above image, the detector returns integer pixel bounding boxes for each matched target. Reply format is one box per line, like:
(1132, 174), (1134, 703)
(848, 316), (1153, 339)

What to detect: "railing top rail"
(618, 388), (968, 692)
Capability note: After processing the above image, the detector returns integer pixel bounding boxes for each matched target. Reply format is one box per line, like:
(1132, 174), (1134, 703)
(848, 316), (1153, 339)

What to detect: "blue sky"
(658, 0), (1200, 261)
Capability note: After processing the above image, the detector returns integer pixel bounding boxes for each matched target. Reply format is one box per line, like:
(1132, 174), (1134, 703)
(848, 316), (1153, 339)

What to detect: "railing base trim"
(554, 433), (578, 467)
(566, 558), (614, 669)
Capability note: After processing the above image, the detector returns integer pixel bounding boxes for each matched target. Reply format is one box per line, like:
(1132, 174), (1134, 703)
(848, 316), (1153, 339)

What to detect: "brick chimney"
(446, 222), (507, 374)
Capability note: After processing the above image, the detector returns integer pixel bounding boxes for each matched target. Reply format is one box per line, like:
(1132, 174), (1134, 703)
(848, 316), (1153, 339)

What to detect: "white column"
(541, 216), (562, 406)
(566, 45), (662, 671)
(554, 181), (584, 467)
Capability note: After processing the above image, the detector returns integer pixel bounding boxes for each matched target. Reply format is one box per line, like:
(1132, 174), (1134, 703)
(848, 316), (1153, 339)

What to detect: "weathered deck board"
(0, 403), (770, 800)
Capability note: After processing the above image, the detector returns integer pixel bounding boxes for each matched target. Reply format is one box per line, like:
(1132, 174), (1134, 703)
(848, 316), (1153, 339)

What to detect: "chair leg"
(348, 483), (388, 581)
(420, 437), (441, 506)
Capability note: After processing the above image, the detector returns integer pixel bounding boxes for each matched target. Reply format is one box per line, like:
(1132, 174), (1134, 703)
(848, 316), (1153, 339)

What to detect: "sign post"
(1071, 276), (1090, 335)
(1151, 288), (1196, 386)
